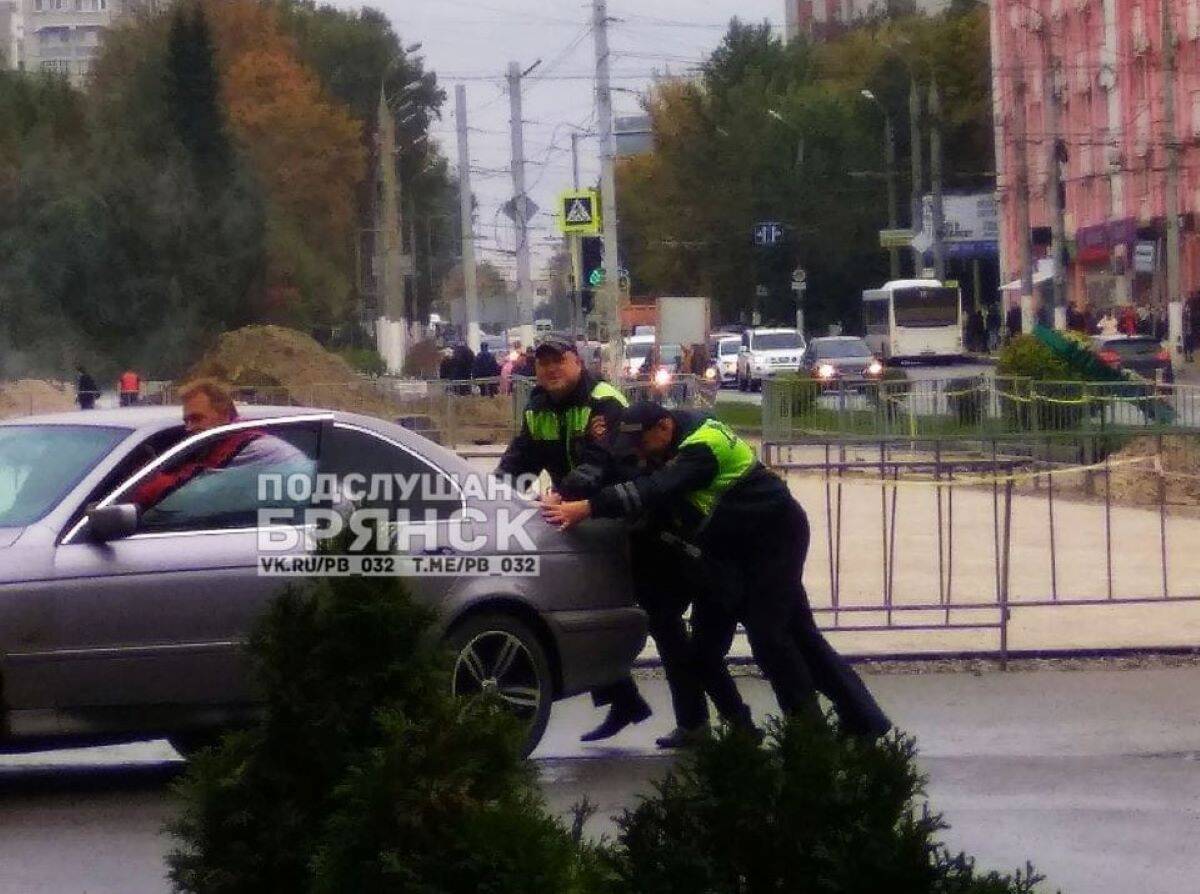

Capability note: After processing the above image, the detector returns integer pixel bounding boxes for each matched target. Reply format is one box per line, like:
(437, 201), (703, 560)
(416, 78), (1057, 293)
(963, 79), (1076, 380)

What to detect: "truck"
(657, 296), (710, 348)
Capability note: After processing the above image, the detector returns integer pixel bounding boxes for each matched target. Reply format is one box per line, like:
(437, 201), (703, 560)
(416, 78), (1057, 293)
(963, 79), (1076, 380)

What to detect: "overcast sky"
(327, 0), (785, 280)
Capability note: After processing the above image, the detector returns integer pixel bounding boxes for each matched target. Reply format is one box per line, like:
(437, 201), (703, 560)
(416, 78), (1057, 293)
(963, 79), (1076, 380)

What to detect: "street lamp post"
(861, 89), (900, 279)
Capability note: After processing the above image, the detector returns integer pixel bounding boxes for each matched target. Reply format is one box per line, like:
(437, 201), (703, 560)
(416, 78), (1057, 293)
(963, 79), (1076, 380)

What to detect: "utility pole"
(375, 88), (407, 372)
(507, 61), (533, 327)
(862, 89), (899, 279)
(929, 75), (946, 282)
(1013, 69), (1035, 333)
(570, 131), (584, 338)
(1044, 47), (1068, 330)
(884, 110), (900, 279)
(1162, 0), (1182, 365)
(593, 0), (623, 374)
(455, 85), (481, 352)
(909, 78), (924, 275)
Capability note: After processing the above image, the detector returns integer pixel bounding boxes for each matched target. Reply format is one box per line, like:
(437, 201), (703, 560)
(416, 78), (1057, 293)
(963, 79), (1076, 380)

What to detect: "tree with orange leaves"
(203, 0), (365, 325)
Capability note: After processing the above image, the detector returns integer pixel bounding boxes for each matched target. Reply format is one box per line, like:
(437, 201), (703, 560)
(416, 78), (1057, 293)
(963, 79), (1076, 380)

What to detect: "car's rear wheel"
(446, 613), (553, 757)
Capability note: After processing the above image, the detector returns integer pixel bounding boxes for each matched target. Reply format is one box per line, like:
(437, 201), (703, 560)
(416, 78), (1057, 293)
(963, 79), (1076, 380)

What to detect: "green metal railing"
(762, 374), (1200, 443)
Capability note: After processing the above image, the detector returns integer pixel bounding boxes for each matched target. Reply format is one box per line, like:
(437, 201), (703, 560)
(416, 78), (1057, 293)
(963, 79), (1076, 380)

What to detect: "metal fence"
(765, 432), (1200, 662)
(7, 373), (714, 444)
(763, 374), (1200, 443)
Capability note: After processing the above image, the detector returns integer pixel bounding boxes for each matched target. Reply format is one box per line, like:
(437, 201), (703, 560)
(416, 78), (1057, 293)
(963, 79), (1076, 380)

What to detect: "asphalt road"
(717, 359), (996, 404)
(1, 665), (1198, 893)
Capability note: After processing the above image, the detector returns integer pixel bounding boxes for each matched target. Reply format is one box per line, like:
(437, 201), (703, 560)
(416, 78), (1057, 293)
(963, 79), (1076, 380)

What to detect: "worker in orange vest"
(118, 369), (141, 407)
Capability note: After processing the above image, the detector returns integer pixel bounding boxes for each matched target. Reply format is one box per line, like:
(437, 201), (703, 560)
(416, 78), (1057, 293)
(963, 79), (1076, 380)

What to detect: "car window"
(0, 425), (129, 527)
(135, 422), (321, 534)
(625, 342), (653, 359)
(321, 423), (461, 522)
(754, 332), (802, 350)
(719, 339), (740, 356)
(813, 339), (871, 359)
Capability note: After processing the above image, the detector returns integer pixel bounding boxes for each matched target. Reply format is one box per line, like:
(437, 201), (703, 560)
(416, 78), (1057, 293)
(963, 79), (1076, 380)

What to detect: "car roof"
(751, 328), (800, 334)
(0, 404), (315, 432)
(811, 336), (866, 343)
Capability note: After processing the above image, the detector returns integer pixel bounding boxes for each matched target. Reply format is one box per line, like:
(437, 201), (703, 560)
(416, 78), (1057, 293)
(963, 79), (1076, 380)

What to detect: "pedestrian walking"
(472, 342), (501, 396)
(1005, 302), (1022, 340)
(118, 369), (141, 407)
(542, 403), (892, 738)
(75, 366), (99, 410)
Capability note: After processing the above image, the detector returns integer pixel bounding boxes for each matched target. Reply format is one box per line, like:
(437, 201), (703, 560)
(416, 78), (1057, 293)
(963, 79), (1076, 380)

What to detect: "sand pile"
(185, 325), (358, 392)
(0, 380), (76, 419)
(1108, 435), (1200, 506)
(184, 326), (516, 444)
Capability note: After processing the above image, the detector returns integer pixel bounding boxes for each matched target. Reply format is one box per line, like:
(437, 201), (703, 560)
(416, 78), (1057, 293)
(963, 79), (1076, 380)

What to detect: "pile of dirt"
(1108, 435), (1200, 506)
(0, 379), (75, 419)
(185, 325), (358, 393)
(183, 326), (517, 444)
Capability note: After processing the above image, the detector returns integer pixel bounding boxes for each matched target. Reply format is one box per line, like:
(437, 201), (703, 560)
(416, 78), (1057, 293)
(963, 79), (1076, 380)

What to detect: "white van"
(622, 334), (656, 378)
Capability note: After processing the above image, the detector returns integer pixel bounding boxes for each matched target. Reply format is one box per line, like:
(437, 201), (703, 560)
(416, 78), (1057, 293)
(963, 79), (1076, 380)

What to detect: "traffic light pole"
(570, 133), (585, 339)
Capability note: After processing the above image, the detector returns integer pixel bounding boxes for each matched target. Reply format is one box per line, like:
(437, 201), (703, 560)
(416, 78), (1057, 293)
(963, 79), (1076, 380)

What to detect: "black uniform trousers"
(691, 501), (890, 735)
(591, 531), (751, 729)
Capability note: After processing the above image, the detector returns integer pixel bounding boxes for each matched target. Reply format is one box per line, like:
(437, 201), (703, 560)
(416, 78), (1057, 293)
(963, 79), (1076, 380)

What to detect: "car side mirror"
(87, 503), (139, 542)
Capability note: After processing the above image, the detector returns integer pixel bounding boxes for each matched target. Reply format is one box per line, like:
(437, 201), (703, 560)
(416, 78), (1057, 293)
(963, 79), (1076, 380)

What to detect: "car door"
(36, 416), (326, 713)
(318, 420), (467, 608)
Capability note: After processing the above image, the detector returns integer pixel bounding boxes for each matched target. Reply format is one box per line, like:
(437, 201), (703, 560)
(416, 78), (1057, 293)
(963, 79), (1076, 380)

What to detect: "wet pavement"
(2, 666), (1199, 893)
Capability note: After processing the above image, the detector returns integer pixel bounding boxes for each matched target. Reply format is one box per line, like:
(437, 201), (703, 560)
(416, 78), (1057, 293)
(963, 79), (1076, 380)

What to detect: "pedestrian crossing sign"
(558, 189), (602, 235)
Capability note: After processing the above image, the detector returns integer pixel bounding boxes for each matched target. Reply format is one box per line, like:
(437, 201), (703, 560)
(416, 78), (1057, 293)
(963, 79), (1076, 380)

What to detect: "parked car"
(737, 328), (806, 392)
(0, 408), (646, 756)
(801, 336), (886, 383)
(1089, 335), (1174, 385)
(708, 334), (742, 386)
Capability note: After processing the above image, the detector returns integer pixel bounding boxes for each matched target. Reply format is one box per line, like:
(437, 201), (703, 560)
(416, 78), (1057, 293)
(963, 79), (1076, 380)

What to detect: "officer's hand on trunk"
(540, 499), (591, 531)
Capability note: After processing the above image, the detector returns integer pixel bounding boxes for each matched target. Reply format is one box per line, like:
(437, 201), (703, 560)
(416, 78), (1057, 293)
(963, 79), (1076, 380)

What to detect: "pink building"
(990, 0), (1200, 320)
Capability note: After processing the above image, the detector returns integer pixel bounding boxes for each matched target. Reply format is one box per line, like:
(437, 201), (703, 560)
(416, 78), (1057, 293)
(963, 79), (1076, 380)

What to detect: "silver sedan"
(0, 407), (646, 755)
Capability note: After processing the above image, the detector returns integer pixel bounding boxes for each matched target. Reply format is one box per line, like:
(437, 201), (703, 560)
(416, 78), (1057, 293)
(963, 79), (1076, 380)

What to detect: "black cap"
(612, 401), (671, 453)
(533, 332), (578, 357)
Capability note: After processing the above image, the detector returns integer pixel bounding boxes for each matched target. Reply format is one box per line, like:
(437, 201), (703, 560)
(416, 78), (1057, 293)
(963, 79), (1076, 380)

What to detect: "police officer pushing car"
(542, 401), (892, 738)
(495, 333), (652, 741)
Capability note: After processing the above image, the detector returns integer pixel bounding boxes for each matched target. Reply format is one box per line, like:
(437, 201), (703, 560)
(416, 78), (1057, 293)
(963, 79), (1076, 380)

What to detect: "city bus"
(861, 279), (963, 362)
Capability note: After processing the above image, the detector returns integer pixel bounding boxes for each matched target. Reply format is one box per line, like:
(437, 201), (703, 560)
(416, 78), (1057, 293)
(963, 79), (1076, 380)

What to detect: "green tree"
(166, 3), (231, 178)
(607, 718), (1051, 894)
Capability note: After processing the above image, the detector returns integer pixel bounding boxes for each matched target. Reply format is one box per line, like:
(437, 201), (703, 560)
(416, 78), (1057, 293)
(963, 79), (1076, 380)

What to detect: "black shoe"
(655, 724), (711, 749)
(728, 719), (765, 745)
(580, 697), (652, 743)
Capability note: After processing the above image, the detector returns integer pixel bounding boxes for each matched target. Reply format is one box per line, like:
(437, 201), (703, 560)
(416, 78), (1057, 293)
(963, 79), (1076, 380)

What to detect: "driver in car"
(131, 380), (303, 510)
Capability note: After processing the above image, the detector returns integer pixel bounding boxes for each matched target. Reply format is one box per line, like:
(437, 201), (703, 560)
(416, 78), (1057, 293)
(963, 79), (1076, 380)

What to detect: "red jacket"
(131, 428), (264, 509)
(119, 371), (140, 394)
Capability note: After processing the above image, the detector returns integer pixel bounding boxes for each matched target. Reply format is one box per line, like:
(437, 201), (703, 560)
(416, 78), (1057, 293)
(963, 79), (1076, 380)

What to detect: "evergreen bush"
(604, 717), (1053, 894)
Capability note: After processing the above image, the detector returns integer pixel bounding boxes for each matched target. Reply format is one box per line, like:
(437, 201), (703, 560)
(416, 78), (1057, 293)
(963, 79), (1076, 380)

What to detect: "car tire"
(445, 613), (554, 757)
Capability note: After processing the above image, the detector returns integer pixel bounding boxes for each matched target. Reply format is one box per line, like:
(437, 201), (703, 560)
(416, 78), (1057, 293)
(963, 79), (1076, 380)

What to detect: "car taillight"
(1097, 350), (1121, 368)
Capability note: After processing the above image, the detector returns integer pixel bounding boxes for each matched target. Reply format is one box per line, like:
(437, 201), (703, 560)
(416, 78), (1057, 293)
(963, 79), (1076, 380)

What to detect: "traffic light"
(581, 236), (603, 287)
(581, 288), (595, 315)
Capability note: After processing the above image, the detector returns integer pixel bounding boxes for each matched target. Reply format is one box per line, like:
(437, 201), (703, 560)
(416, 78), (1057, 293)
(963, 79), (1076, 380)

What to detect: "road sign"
(753, 221), (785, 246)
(755, 285), (769, 298)
(791, 267), (806, 286)
(1133, 241), (1156, 275)
(879, 228), (914, 249)
(910, 228), (933, 255)
(558, 189), (602, 236)
(503, 195), (539, 223)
